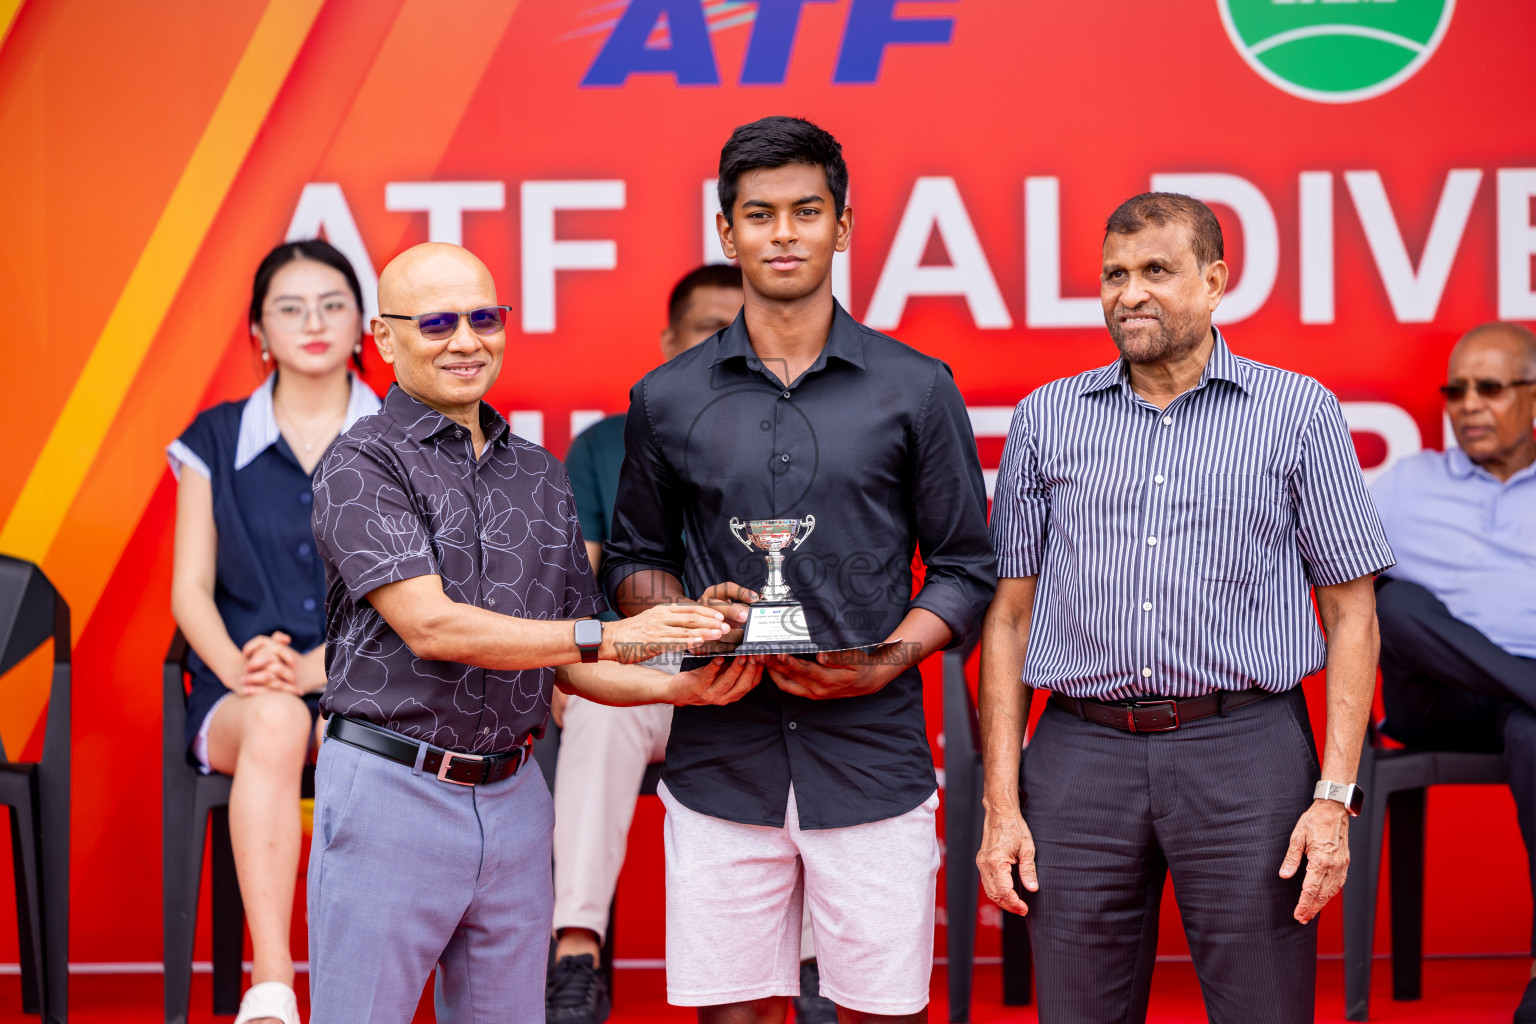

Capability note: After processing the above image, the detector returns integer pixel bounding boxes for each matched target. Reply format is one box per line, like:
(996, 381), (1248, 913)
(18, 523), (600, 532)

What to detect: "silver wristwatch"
(1314, 780), (1364, 816)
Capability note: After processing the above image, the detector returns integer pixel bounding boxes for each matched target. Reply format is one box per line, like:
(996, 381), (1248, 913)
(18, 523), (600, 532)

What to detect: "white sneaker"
(234, 981), (301, 1024)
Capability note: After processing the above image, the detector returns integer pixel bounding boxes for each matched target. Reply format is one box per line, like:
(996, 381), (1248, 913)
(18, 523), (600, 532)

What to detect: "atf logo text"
(582, 0), (956, 87)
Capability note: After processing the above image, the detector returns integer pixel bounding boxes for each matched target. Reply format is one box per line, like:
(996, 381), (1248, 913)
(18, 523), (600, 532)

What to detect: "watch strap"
(1314, 779), (1364, 816)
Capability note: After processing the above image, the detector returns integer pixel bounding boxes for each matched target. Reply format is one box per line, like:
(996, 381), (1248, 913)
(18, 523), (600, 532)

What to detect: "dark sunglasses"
(1438, 378), (1535, 402)
(379, 305), (512, 341)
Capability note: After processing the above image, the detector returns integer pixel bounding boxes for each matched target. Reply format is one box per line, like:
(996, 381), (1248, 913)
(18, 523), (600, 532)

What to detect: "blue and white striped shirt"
(990, 330), (1394, 700)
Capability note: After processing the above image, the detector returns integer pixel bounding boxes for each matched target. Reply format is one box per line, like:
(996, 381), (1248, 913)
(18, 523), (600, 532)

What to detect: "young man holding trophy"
(601, 117), (996, 1024)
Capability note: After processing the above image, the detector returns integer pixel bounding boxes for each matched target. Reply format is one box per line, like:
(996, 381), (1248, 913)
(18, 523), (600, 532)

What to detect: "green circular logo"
(1218, 0), (1455, 103)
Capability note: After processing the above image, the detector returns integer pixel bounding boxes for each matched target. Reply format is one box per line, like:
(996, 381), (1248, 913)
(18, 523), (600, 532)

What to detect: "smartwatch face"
(574, 619), (603, 648)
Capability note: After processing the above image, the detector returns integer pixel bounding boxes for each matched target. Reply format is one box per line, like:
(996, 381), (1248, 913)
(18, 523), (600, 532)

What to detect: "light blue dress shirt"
(1371, 447), (1536, 658)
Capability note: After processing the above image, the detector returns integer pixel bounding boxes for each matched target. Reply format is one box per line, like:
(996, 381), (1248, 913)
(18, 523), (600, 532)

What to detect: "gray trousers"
(307, 735), (554, 1024)
(1021, 686), (1318, 1024)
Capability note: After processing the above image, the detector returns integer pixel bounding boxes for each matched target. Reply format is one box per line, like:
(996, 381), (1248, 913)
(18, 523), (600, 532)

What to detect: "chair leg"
(603, 894), (617, 1000)
(1388, 788), (1427, 1002)
(944, 759), (982, 1022)
(1000, 894), (1033, 1006)
(9, 800), (44, 1016)
(1343, 749), (1385, 1021)
(165, 791), (211, 1024)
(211, 806), (246, 1015)
(39, 758), (69, 1024)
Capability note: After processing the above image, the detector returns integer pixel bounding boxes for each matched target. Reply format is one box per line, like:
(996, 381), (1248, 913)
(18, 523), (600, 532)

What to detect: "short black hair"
(668, 264), (743, 326)
(249, 238), (367, 371)
(1104, 193), (1224, 267)
(717, 116), (848, 226)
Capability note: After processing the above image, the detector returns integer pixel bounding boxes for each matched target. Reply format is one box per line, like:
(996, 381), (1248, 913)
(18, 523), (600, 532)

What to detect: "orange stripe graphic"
(0, 0), (326, 564)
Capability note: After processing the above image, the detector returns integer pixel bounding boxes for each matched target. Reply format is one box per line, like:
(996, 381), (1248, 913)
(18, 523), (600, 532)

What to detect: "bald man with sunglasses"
(1369, 322), (1536, 1023)
(306, 243), (762, 1024)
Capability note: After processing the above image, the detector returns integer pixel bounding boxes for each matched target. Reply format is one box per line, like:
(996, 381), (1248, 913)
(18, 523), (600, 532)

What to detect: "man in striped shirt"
(976, 193), (1394, 1023)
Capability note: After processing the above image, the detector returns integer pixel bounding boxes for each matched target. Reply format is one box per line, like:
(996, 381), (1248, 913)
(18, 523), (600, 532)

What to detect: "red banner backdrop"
(0, 0), (1532, 971)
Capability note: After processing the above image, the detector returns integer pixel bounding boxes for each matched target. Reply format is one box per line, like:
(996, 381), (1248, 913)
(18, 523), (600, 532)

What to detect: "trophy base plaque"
(733, 601), (820, 655)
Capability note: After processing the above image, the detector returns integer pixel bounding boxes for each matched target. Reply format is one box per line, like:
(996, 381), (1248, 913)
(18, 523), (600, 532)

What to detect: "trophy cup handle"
(728, 517), (756, 550)
(791, 514), (816, 549)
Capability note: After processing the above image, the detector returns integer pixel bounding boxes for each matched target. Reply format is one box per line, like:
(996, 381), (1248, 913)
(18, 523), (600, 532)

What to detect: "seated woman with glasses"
(168, 239), (381, 1024)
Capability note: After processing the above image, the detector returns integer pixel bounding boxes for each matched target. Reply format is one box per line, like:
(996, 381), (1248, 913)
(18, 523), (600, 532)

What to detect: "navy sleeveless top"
(170, 374), (380, 754)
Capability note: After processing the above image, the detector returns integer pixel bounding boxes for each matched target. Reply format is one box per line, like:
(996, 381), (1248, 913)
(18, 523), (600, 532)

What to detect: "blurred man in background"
(1370, 322), (1536, 1023)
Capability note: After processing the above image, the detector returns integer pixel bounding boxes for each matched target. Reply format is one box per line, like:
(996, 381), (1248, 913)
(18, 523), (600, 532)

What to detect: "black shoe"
(1515, 976), (1536, 1024)
(795, 959), (839, 1024)
(546, 953), (611, 1024)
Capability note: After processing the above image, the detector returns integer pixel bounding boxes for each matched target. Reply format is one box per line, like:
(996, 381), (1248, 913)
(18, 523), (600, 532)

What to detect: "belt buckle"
(437, 750), (486, 786)
(1128, 699), (1180, 733)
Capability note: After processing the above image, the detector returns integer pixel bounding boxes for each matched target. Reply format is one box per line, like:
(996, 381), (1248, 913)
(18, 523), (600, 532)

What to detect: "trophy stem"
(761, 550), (791, 602)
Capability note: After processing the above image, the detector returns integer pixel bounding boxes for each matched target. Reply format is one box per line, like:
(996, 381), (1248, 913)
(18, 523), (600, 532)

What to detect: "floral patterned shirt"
(312, 384), (604, 753)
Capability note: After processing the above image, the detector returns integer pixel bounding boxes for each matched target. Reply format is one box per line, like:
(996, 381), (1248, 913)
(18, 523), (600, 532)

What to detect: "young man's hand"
(664, 656), (764, 706)
(764, 648), (903, 700)
(602, 603), (728, 663)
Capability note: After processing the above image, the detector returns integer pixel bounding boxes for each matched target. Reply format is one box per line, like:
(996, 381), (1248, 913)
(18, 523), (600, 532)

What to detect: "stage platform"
(0, 958), (1523, 1022)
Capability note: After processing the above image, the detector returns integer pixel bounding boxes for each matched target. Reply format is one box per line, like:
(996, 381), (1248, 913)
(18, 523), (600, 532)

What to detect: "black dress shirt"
(602, 303), (996, 829)
(313, 385), (605, 753)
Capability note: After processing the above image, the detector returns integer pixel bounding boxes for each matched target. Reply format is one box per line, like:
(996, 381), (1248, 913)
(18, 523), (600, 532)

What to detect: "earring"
(260, 344), (270, 364)
(354, 341), (363, 355)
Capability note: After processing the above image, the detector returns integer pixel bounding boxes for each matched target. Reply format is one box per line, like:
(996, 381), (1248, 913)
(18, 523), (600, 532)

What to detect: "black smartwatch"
(574, 619), (603, 664)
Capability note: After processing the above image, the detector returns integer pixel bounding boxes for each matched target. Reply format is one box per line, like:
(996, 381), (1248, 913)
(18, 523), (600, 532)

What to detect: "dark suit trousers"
(1021, 686), (1319, 1024)
(1376, 577), (1536, 954)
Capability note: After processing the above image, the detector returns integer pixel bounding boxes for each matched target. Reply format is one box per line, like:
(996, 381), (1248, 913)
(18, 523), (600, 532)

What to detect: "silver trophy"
(728, 516), (818, 653)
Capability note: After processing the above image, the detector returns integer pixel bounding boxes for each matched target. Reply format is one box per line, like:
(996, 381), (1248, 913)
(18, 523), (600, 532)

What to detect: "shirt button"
(298, 542), (311, 557)
(481, 727), (490, 735)
(1147, 536), (1158, 546)
(299, 492), (313, 505)
(487, 597), (497, 608)
(1162, 416), (1173, 426)
(1154, 474), (1165, 485)
(782, 390), (791, 399)
(780, 453), (790, 463)
(788, 721), (798, 730)
(1142, 667), (1153, 678)
(303, 598), (317, 612)
(1142, 601), (1153, 611)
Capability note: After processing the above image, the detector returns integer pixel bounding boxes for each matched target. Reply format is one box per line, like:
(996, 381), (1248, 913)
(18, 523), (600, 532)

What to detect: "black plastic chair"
(0, 555), (71, 1023)
(1342, 720), (1508, 1020)
(942, 636), (1032, 1022)
(162, 631), (248, 1022)
(534, 717), (663, 998)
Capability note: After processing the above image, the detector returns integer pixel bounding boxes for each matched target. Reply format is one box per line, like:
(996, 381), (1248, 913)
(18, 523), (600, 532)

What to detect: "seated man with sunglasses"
(1369, 321), (1536, 1022)
(306, 242), (762, 1024)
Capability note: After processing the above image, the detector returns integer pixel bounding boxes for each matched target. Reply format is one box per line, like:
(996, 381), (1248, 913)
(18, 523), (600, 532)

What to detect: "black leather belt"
(1050, 687), (1272, 733)
(326, 715), (532, 785)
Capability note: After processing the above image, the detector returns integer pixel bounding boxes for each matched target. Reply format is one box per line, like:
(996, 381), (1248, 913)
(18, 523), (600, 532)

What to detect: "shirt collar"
(381, 382), (511, 448)
(708, 300), (868, 373)
(1077, 327), (1251, 398)
(1445, 445), (1536, 486)
(234, 371), (382, 470)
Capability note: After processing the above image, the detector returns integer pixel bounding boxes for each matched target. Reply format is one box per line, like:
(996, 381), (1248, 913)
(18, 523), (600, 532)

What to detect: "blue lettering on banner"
(582, 0), (722, 86)
(581, 0), (955, 88)
(834, 0), (956, 84)
(740, 0), (836, 85)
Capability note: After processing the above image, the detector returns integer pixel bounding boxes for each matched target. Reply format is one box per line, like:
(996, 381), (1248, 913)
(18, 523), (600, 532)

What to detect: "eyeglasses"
(266, 297), (357, 330)
(1438, 378), (1536, 402)
(379, 306), (512, 341)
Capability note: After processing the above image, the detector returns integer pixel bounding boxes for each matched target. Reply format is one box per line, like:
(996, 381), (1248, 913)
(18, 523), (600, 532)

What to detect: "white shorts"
(659, 781), (939, 1015)
(192, 693), (233, 773)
